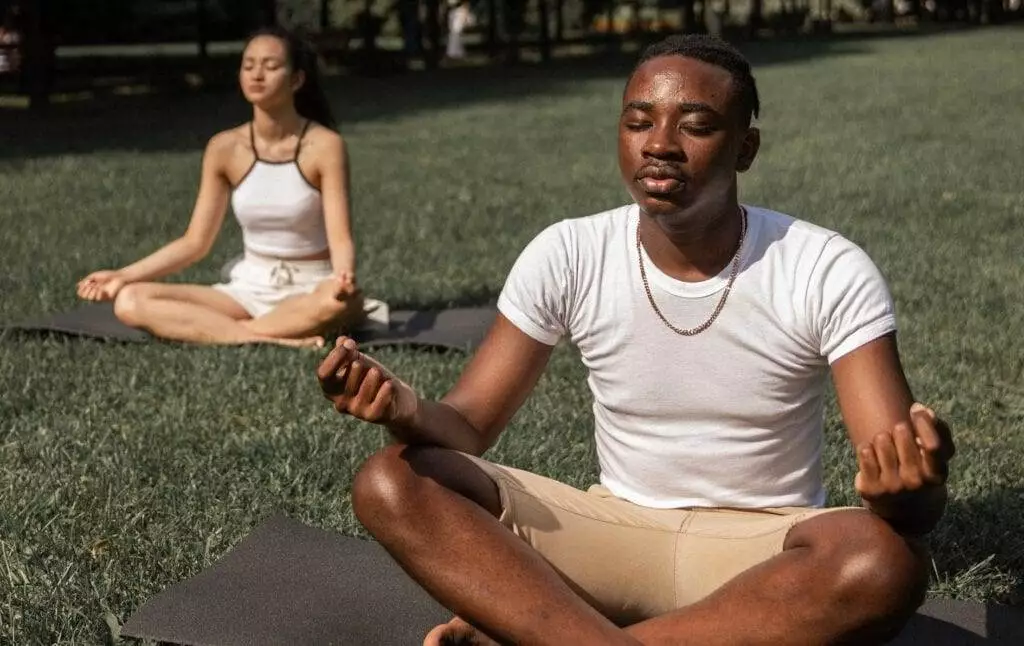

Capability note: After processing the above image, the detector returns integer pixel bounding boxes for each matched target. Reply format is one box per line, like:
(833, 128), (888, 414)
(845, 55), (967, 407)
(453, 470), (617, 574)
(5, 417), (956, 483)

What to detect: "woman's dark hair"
(244, 26), (337, 130)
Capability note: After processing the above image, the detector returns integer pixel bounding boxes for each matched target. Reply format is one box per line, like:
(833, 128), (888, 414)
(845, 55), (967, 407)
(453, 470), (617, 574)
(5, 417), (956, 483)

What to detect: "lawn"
(1, 26), (1023, 644)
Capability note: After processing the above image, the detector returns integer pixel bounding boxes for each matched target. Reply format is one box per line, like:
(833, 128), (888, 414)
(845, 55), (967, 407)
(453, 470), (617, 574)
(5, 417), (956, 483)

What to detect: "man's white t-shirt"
(497, 204), (897, 509)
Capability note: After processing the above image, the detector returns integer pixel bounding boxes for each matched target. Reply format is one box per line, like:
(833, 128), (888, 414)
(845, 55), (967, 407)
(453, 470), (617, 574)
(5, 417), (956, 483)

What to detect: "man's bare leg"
(353, 444), (638, 646)
(113, 283), (321, 347)
(621, 513), (927, 646)
(353, 445), (928, 646)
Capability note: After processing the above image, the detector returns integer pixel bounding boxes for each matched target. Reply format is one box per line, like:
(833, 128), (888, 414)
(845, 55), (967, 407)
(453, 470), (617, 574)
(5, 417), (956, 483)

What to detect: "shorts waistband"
(242, 248), (332, 269)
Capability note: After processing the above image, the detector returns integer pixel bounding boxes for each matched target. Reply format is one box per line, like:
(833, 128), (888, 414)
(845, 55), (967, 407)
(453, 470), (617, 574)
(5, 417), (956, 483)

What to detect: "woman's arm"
(317, 131), (357, 280)
(77, 134), (234, 301)
(116, 134), (234, 283)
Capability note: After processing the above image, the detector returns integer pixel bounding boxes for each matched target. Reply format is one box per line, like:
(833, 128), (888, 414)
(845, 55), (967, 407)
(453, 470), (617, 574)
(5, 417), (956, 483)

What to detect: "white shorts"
(212, 251), (335, 318)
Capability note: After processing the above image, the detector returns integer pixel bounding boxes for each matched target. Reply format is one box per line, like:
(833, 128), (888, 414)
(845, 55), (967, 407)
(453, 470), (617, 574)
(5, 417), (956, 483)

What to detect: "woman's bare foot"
(423, 617), (501, 646)
(255, 334), (325, 349)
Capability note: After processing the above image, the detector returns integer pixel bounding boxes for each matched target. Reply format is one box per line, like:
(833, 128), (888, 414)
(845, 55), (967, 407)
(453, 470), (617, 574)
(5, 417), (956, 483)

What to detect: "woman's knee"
(113, 283), (151, 326)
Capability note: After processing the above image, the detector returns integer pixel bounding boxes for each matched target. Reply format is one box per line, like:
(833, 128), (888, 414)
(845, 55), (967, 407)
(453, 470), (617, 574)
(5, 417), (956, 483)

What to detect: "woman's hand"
(77, 270), (126, 302)
(314, 273), (360, 301)
(313, 274), (365, 330)
(335, 271), (357, 290)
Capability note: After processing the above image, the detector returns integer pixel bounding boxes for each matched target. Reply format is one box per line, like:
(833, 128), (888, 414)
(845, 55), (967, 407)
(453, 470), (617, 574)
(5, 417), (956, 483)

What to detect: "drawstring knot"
(270, 261), (299, 287)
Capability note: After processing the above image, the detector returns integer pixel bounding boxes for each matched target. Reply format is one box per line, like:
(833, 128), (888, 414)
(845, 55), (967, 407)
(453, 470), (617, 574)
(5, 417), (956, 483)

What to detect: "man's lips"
(635, 166), (687, 195)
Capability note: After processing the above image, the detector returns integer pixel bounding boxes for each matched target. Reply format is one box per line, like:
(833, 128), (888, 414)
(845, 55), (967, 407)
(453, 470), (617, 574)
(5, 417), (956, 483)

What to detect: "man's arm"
(318, 314), (556, 456)
(831, 333), (955, 536)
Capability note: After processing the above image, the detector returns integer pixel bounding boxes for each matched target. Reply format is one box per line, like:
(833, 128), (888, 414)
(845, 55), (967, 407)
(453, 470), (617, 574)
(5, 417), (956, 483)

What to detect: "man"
(317, 34), (955, 646)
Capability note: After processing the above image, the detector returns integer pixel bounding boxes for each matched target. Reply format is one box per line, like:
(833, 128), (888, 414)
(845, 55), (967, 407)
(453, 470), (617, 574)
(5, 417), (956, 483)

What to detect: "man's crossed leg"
(353, 445), (928, 646)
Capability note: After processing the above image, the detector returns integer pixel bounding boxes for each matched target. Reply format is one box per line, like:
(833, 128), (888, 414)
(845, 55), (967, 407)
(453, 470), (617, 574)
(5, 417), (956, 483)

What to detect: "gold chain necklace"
(636, 208), (748, 337)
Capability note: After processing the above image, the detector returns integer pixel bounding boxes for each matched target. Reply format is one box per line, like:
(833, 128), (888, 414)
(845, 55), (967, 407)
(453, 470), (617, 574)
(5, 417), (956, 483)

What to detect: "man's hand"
(316, 337), (418, 426)
(855, 403), (955, 528)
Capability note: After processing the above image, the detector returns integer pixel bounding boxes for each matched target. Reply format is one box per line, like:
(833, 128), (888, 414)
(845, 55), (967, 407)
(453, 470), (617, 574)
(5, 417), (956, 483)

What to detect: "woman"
(77, 27), (369, 348)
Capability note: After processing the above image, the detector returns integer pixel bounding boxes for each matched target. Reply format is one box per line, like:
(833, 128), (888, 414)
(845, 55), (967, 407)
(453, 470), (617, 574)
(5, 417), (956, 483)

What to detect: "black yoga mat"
(121, 513), (450, 646)
(121, 513), (1024, 646)
(1, 303), (496, 352)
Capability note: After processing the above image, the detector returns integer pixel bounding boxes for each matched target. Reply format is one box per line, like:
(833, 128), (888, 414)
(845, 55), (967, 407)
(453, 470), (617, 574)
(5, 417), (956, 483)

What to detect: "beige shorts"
(462, 455), (853, 626)
(212, 251), (335, 318)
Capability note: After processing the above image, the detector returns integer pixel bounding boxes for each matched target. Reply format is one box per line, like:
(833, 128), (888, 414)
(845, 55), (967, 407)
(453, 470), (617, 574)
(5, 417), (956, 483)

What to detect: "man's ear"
(291, 69), (306, 93)
(737, 127), (760, 173)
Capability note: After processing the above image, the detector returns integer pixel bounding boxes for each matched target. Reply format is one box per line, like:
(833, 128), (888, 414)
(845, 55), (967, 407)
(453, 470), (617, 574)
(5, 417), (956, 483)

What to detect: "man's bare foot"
(423, 617), (501, 646)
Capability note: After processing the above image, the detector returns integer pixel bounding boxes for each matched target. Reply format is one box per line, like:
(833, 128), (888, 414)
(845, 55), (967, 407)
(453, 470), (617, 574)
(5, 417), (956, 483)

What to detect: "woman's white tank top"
(231, 120), (328, 258)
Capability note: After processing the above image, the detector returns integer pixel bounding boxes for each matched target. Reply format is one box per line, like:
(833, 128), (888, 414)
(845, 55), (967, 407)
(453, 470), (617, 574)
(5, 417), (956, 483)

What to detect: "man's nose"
(642, 123), (684, 159)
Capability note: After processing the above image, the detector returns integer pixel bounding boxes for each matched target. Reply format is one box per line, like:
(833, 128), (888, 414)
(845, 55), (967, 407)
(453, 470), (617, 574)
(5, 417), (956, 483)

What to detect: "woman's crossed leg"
(112, 279), (362, 347)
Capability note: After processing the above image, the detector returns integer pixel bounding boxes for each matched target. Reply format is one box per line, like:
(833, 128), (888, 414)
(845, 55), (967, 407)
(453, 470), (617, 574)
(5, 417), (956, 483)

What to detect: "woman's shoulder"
(208, 124), (249, 150)
(203, 125), (250, 161)
(305, 122), (344, 145)
(301, 122), (347, 160)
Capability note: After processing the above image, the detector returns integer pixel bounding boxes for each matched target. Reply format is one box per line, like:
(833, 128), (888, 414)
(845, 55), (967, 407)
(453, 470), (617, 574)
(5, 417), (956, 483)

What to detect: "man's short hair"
(632, 34), (761, 126)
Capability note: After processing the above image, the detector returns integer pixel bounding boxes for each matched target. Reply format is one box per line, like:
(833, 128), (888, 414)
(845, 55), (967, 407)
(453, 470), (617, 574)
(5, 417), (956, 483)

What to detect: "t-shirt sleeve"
(806, 235), (897, 364)
(497, 222), (573, 346)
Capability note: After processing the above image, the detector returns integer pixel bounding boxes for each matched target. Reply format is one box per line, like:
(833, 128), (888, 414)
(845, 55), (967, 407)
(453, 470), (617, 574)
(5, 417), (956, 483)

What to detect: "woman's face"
(239, 36), (301, 108)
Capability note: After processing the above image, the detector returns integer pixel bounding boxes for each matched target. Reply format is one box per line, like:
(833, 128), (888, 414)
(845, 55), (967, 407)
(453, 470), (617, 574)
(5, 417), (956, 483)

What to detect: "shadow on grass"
(388, 285), (501, 311)
(930, 486), (1024, 607)
(6, 22), (1020, 162)
(893, 602), (1024, 644)
(0, 30), (908, 161)
(988, 603), (1024, 642)
(0, 24), (1018, 166)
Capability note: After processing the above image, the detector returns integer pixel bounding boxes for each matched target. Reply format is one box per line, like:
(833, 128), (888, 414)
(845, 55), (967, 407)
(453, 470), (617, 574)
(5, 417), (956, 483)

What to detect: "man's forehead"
(624, 56), (735, 105)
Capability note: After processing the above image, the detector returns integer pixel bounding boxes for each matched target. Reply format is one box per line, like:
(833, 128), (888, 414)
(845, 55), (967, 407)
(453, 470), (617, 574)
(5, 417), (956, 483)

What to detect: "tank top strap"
(294, 119), (313, 161)
(249, 121), (261, 161)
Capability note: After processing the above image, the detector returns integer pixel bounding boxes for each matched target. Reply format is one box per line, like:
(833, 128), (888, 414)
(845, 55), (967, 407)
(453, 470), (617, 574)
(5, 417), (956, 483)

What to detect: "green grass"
(2, 26), (1024, 644)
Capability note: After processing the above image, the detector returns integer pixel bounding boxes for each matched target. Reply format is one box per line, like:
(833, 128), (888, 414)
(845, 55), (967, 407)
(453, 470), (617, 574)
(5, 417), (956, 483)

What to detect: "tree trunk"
(487, 0), (499, 59)
(682, 0), (698, 30)
(605, 0), (616, 48)
(882, 0), (896, 21)
(197, 0), (209, 61)
(399, 0), (422, 59)
(320, 0), (332, 29)
(554, 0), (564, 42)
(505, 0), (523, 63)
(262, 0), (278, 27)
(425, 0), (441, 68)
(746, 0), (763, 38)
(538, 0), (552, 61)
(21, 0), (55, 110)
(360, 0), (377, 54)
